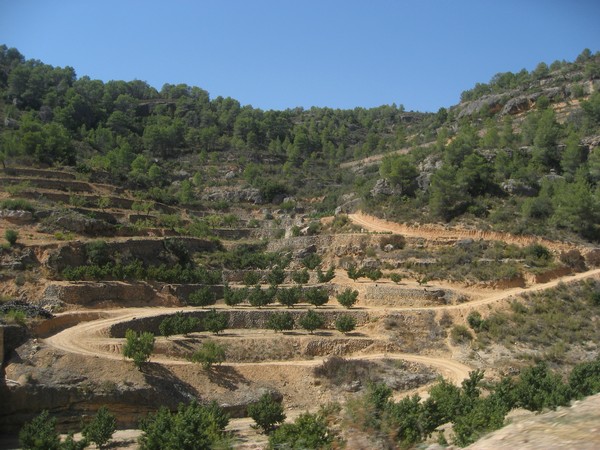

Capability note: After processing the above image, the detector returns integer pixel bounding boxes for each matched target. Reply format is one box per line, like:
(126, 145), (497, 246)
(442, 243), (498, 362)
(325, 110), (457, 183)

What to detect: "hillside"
(1, 45), (600, 449)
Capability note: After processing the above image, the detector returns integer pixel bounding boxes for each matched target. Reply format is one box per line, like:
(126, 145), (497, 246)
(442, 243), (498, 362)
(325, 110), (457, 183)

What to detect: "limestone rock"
(0, 209), (33, 224)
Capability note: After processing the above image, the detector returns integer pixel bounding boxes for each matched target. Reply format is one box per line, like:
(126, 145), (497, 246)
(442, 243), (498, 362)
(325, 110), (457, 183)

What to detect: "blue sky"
(0, 1), (598, 112)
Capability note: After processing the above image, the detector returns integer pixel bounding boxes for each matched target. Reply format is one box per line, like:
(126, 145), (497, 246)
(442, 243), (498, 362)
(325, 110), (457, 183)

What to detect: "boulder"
(370, 178), (398, 196)
(0, 210), (33, 224)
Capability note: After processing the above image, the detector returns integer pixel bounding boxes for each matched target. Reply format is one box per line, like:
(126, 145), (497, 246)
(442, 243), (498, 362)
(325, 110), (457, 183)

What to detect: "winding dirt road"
(348, 212), (583, 253)
(41, 212), (600, 388)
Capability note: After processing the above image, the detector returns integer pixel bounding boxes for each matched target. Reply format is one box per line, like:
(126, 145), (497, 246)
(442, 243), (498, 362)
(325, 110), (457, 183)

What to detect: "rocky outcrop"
(0, 209), (33, 224)
(370, 178), (400, 197)
(500, 179), (537, 197)
(202, 187), (264, 204)
(457, 93), (508, 119)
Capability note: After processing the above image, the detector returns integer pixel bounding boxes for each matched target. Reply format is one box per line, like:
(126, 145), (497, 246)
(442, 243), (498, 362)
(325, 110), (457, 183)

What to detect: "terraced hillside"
(1, 47), (600, 448)
(1, 164), (600, 449)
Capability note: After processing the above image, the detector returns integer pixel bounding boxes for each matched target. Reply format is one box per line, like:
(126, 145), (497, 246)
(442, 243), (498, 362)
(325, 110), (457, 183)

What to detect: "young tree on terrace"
(190, 341), (226, 370)
(82, 406), (116, 449)
(203, 309), (228, 335)
(266, 312), (295, 333)
(335, 315), (356, 334)
(336, 288), (359, 309)
(304, 287), (329, 308)
(277, 286), (302, 308)
(247, 393), (286, 434)
(123, 329), (155, 369)
(299, 310), (325, 334)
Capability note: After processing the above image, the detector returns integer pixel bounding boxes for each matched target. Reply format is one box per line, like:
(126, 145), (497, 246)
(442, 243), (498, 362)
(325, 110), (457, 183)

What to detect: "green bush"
(190, 341), (226, 369)
(268, 412), (335, 450)
(450, 325), (473, 344)
(5, 229), (18, 246)
(305, 287), (330, 307)
(123, 329), (155, 369)
(291, 268), (310, 284)
(266, 312), (295, 333)
(203, 309), (228, 334)
(335, 315), (356, 334)
(0, 198), (35, 212)
(467, 311), (488, 332)
(299, 310), (325, 334)
(277, 286), (301, 308)
(159, 312), (200, 337)
(139, 401), (229, 450)
(302, 253), (322, 270)
(19, 410), (61, 450)
(188, 287), (217, 307)
(223, 285), (248, 306)
(81, 406), (116, 449)
(247, 393), (286, 433)
(336, 288), (359, 308)
(379, 234), (406, 250)
(316, 266), (336, 283)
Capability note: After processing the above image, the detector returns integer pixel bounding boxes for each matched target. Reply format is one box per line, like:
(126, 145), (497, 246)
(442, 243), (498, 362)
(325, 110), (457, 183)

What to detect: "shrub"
(450, 325), (473, 344)
(302, 253), (322, 270)
(5, 229), (18, 246)
(467, 311), (488, 332)
(19, 410), (61, 450)
(316, 266), (336, 283)
(363, 268), (383, 281)
(569, 357), (600, 398)
(268, 412), (334, 450)
(266, 312), (295, 333)
(267, 266), (286, 286)
(243, 271), (261, 286)
(335, 315), (356, 334)
(203, 309), (228, 334)
(223, 285), (248, 306)
(336, 288), (359, 308)
(514, 362), (572, 411)
(247, 393), (286, 433)
(304, 287), (329, 308)
(81, 406), (116, 449)
(248, 285), (271, 308)
(390, 273), (403, 284)
(299, 310), (325, 334)
(123, 329), (155, 369)
(291, 268), (310, 284)
(85, 240), (110, 266)
(277, 286), (301, 308)
(559, 249), (586, 271)
(0, 198), (35, 211)
(379, 234), (406, 250)
(159, 312), (200, 337)
(139, 401), (229, 450)
(190, 341), (226, 369)
(188, 287), (217, 307)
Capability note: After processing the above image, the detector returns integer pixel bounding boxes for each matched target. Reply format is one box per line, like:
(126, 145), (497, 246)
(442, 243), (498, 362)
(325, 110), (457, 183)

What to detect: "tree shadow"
(141, 363), (200, 402)
(207, 365), (249, 390)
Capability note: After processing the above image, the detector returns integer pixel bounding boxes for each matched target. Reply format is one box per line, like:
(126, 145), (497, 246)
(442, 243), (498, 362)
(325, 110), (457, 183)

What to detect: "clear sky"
(0, 1), (598, 112)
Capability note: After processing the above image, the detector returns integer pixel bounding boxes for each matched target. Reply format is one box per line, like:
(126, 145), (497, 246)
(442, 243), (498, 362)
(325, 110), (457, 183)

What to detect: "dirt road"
(348, 212), (582, 253)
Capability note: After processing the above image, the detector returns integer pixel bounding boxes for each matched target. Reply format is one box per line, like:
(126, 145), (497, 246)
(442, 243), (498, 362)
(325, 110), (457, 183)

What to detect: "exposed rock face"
(371, 178), (399, 197)
(457, 93), (508, 119)
(500, 179), (537, 197)
(202, 187), (264, 204)
(417, 155), (443, 191)
(0, 247), (39, 271)
(0, 209), (33, 224)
